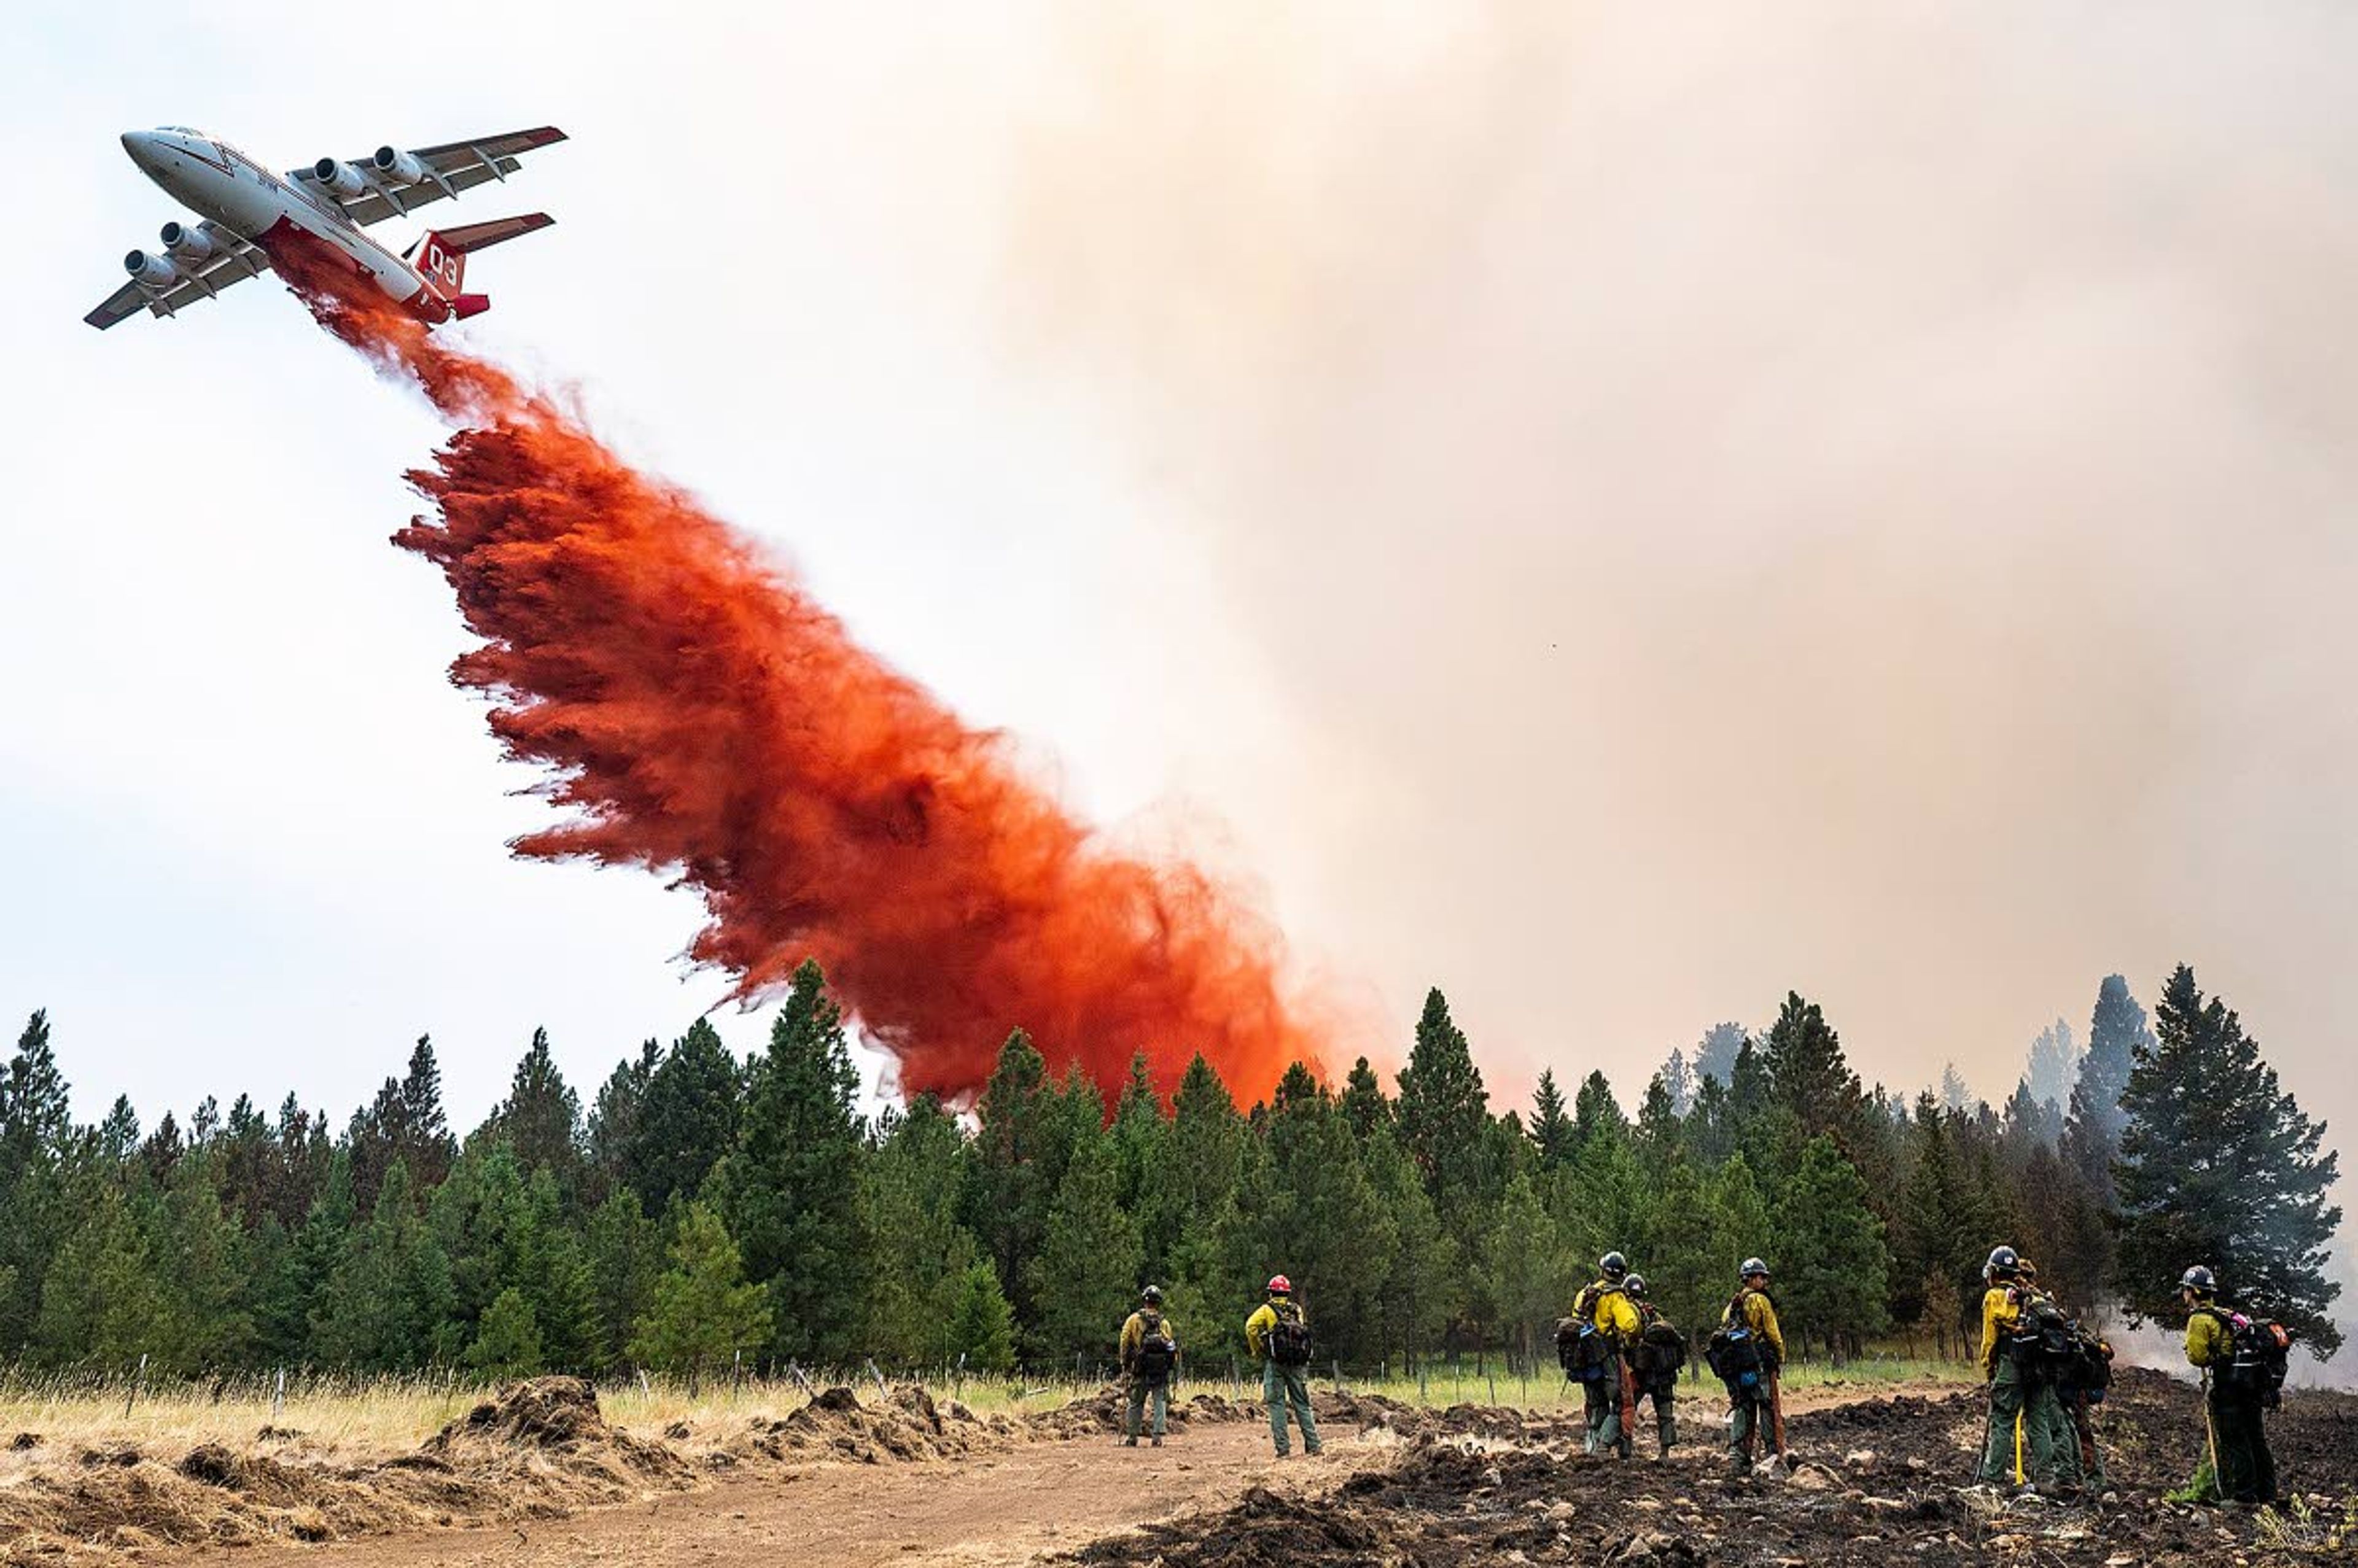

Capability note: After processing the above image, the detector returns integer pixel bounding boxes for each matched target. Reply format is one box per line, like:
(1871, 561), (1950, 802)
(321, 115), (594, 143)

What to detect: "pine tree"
(1761, 992), (1867, 1152)
(971, 1030), (1053, 1330)
(1360, 1124), (1452, 1369)
(1641, 1155), (1722, 1365)
(1217, 1086), (1392, 1367)
(1660, 1047), (1697, 1116)
(1108, 1057), (1169, 1266)
(860, 1094), (981, 1366)
(2076, 976), (2150, 1141)
(34, 1181), (166, 1367)
(2112, 966), (2343, 1350)
(2023, 1019), (2078, 1114)
(1340, 1058), (1390, 1139)
(726, 961), (868, 1364)
(0, 1012), (71, 1351)
(489, 1028), (585, 1189)
(1692, 1022), (1746, 1086)
(584, 1187), (662, 1372)
(466, 1287), (545, 1379)
(0, 1011), (71, 1181)
(588, 1039), (661, 1193)
(313, 1160), (457, 1369)
(151, 1157), (255, 1370)
(1939, 1062), (1971, 1115)
(946, 1260), (1017, 1374)
(629, 1203), (771, 1393)
(1024, 1132), (1141, 1367)
(1771, 1136), (1891, 1362)
(1479, 1171), (1563, 1365)
(1893, 1094), (1982, 1349)
(1635, 1074), (1682, 1168)
(1395, 988), (1495, 1233)
(1571, 1071), (1627, 1150)
(630, 1020), (743, 1213)
(1528, 1070), (1573, 1168)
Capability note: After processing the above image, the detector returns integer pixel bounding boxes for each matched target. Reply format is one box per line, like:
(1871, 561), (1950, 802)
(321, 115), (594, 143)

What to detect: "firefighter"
(1974, 1245), (2062, 1490)
(2181, 1265), (2277, 1507)
(1718, 1257), (1784, 1477)
(2017, 1260), (2084, 1492)
(1118, 1284), (1178, 1446)
(1624, 1273), (1681, 1459)
(1571, 1252), (1644, 1458)
(1243, 1274), (1321, 1457)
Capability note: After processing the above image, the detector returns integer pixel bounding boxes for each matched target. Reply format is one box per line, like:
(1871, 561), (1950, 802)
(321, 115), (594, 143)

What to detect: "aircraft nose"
(121, 130), (159, 168)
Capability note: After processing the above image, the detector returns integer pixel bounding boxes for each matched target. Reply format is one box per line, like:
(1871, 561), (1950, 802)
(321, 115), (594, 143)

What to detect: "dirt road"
(164, 1422), (1366, 1568)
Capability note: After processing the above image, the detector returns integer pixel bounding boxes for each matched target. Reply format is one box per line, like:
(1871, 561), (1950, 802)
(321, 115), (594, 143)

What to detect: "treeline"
(0, 962), (2338, 1384)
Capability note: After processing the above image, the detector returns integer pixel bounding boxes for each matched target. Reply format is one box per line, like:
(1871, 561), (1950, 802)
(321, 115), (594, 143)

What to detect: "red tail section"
(408, 214), (554, 325)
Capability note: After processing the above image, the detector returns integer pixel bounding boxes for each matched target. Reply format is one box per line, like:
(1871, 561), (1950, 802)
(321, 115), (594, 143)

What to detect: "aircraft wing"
(82, 223), (273, 330)
(327, 126), (569, 227)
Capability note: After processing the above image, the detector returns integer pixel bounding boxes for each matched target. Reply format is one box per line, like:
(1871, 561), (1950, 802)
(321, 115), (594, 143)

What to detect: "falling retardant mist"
(271, 238), (1326, 1107)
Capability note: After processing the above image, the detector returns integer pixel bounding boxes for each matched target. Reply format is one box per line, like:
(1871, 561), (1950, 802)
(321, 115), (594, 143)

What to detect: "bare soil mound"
(0, 1376), (692, 1563)
(1066, 1368), (2358, 1567)
(728, 1382), (1022, 1465)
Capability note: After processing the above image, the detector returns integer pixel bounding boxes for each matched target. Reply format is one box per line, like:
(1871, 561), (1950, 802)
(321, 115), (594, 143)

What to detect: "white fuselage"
(122, 128), (433, 309)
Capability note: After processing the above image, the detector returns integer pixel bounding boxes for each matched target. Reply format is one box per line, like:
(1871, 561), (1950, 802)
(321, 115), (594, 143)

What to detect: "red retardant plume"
(275, 241), (1322, 1107)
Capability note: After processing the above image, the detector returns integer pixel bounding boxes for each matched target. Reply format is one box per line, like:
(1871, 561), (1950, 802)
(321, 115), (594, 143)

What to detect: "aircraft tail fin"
(413, 214), (555, 308)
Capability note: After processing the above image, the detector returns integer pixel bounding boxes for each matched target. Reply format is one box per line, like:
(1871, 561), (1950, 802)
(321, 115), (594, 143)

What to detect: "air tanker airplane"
(85, 125), (566, 330)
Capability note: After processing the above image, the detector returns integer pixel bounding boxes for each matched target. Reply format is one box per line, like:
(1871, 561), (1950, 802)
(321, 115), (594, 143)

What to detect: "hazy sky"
(4, 2), (2352, 1275)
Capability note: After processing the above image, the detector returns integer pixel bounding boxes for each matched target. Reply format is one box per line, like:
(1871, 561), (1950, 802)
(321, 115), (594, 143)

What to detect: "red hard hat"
(1267, 1274), (1292, 1294)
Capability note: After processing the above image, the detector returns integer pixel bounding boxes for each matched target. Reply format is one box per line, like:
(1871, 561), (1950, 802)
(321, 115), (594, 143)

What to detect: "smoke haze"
(885, 2), (2358, 1182)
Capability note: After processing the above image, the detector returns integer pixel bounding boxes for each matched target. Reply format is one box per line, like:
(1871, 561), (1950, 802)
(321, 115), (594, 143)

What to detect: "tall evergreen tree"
(1108, 1056), (1169, 1260)
(723, 961), (868, 1364)
(1693, 1022), (1746, 1086)
(1339, 1057), (1391, 1139)
(589, 1039), (661, 1192)
(1360, 1123), (1452, 1370)
(1527, 1069), (1573, 1168)
(1024, 1131), (1141, 1366)
(489, 1028), (584, 1188)
(970, 1030), (1053, 1330)
(2023, 1018), (2078, 1114)
(1772, 1136), (1893, 1362)
(0, 1011), (71, 1349)
(1395, 988), (1494, 1230)
(1939, 1062), (1972, 1114)
(1659, 1047), (1697, 1116)
(583, 1187), (662, 1372)
(630, 1020), (742, 1214)
(1761, 992), (1867, 1152)
(860, 1094), (981, 1366)
(2112, 966), (2343, 1350)
(1571, 1071), (1627, 1149)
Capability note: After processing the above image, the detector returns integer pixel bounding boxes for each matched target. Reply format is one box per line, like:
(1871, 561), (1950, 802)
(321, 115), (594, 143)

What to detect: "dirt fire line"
(274, 241), (1324, 1106)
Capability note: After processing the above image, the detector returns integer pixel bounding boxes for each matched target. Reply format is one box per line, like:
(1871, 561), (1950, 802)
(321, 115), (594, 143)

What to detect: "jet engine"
(123, 249), (178, 289)
(372, 146), (429, 185)
(159, 221), (213, 265)
(309, 158), (367, 198)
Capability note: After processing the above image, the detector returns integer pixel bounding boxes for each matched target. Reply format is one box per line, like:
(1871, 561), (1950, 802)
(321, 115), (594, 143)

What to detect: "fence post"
(733, 1349), (744, 1400)
(866, 1358), (890, 1401)
(125, 1354), (148, 1419)
(272, 1366), (286, 1424)
(638, 1368), (653, 1401)
(1229, 1355), (1239, 1403)
(1331, 1357), (1342, 1395)
(787, 1360), (816, 1400)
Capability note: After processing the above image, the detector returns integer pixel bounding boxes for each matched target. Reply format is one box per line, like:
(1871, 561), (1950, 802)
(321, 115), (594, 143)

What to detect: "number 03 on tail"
(85, 125), (566, 330)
